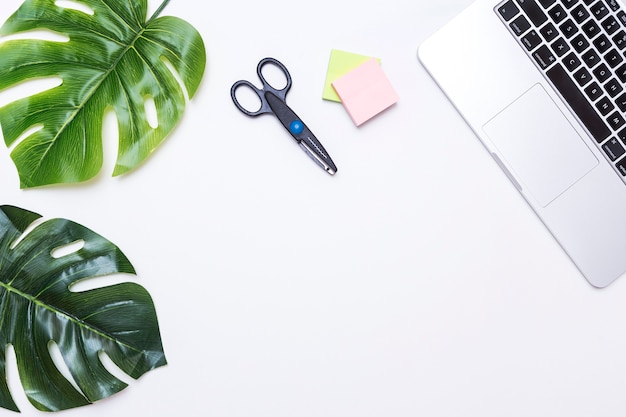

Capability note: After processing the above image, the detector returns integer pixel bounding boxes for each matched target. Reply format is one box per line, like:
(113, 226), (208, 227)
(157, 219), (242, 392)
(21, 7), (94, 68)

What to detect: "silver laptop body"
(419, 0), (626, 287)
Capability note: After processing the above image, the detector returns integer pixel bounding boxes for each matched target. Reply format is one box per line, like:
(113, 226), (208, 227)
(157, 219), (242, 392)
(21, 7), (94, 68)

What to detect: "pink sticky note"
(331, 58), (399, 126)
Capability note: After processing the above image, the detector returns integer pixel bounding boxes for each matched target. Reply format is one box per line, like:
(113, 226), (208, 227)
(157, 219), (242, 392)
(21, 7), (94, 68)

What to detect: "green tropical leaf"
(0, 205), (166, 412)
(0, 0), (206, 188)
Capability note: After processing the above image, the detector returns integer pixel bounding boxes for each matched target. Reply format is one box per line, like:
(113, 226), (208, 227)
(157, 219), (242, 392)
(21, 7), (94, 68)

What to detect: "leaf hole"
(161, 57), (189, 102)
(9, 217), (47, 250)
(6, 124), (44, 153)
(69, 273), (136, 293)
(101, 107), (119, 176)
(0, 29), (69, 44)
(55, 0), (94, 15)
(5, 344), (29, 412)
(0, 76), (63, 119)
(48, 341), (86, 397)
(98, 351), (134, 384)
(144, 95), (158, 129)
(51, 239), (85, 259)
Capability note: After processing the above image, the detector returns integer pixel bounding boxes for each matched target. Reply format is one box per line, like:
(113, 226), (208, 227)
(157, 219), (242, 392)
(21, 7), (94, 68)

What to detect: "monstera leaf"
(0, 0), (205, 188)
(0, 205), (166, 412)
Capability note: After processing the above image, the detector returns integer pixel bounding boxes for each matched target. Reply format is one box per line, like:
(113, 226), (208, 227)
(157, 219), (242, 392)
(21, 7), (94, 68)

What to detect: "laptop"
(419, 0), (626, 287)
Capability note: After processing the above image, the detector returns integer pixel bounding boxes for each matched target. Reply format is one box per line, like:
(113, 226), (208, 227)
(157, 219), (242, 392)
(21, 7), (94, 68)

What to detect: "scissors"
(231, 57), (337, 175)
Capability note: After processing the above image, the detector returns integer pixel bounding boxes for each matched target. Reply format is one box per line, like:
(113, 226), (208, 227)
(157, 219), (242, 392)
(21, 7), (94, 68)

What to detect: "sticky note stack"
(323, 49), (399, 126)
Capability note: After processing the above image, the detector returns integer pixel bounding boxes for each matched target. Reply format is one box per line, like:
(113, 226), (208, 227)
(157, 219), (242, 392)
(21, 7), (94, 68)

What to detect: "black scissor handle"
(230, 80), (271, 116)
(256, 57), (292, 100)
(230, 58), (293, 117)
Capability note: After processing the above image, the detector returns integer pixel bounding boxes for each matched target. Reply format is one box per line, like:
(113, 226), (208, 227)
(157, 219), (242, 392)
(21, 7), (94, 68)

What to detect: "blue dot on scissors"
(289, 120), (304, 135)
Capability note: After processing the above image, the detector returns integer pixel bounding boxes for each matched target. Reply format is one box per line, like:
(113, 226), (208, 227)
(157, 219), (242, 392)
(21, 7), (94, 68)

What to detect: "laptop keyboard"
(497, 0), (626, 178)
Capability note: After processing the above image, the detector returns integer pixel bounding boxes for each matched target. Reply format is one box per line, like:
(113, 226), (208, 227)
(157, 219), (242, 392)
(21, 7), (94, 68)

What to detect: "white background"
(2, 0), (626, 416)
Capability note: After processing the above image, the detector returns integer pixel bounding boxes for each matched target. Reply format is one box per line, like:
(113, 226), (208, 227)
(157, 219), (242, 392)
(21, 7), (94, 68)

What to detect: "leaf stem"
(148, 0), (171, 23)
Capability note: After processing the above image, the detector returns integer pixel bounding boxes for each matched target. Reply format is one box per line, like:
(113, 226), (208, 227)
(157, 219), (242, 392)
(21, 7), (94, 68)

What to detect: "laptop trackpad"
(483, 84), (598, 207)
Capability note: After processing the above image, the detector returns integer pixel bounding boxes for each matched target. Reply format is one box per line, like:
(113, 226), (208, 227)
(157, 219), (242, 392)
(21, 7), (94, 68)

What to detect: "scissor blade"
(265, 90), (338, 175)
(299, 139), (337, 175)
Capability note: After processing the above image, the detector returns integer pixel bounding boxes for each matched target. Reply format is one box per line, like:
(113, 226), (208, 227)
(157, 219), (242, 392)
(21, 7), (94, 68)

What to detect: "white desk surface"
(2, 0), (626, 416)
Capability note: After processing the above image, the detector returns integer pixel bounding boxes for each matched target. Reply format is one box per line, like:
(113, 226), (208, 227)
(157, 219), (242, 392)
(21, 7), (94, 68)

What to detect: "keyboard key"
(559, 19), (579, 38)
(603, 137), (625, 161)
(602, 16), (620, 34)
(606, 0), (620, 11)
(613, 31), (626, 49)
(521, 30), (542, 50)
(499, 0), (520, 21)
(546, 64), (611, 142)
(591, 1), (609, 20)
(516, 0), (548, 26)
(582, 20), (602, 37)
(533, 45), (557, 68)
(596, 96), (615, 115)
(593, 34), (611, 53)
(582, 48), (601, 67)
(593, 63), (611, 82)
(574, 67), (593, 85)
(571, 4), (591, 23)
(548, 4), (567, 23)
(618, 11), (626, 26)
(605, 78), (623, 97)
(552, 37), (571, 55)
(538, 0), (556, 6)
(608, 111), (626, 130)
(585, 81), (603, 100)
(572, 33), (590, 52)
(605, 49), (623, 68)
(540, 22), (559, 41)
(510, 15), (532, 35)
(563, 52), (582, 70)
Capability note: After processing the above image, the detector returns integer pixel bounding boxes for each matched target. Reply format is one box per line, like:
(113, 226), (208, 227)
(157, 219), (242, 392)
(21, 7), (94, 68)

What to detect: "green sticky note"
(322, 49), (380, 102)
